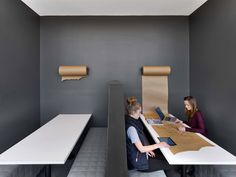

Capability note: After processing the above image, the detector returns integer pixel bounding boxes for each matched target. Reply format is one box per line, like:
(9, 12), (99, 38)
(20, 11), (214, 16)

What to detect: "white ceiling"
(21, 0), (208, 16)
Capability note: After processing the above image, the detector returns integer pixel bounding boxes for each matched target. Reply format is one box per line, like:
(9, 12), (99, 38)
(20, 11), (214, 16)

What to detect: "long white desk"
(140, 115), (236, 165)
(0, 114), (91, 176)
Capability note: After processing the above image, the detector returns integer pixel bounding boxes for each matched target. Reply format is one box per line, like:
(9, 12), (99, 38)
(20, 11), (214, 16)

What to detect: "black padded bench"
(106, 81), (166, 177)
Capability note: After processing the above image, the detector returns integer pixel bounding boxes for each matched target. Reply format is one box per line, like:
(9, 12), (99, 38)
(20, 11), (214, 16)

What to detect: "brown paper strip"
(142, 76), (169, 114)
(59, 66), (88, 81)
(61, 76), (84, 81)
(152, 123), (213, 155)
(143, 112), (159, 119)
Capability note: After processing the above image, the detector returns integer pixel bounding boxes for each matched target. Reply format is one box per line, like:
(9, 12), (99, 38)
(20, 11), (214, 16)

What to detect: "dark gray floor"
(37, 162), (182, 177)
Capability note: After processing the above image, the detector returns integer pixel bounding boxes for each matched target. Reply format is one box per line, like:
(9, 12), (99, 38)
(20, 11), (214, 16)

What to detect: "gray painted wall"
(40, 17), (189, 126)
(190, 0), (236, 155)
(0, 0), (40, 153)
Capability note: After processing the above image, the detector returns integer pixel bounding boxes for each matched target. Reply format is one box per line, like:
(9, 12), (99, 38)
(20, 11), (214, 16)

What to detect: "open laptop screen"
(155, 107), (165, 120)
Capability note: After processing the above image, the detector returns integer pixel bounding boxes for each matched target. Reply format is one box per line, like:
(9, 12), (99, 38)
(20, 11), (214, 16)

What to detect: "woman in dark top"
(176, 96), (208, 136)
(125, 97), (181, 177)
(125, 97), (170, 172)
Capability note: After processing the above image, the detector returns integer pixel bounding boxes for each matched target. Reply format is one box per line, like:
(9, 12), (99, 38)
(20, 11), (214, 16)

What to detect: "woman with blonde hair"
(176, 96), (208, 136)
(125, 96), (180, 175)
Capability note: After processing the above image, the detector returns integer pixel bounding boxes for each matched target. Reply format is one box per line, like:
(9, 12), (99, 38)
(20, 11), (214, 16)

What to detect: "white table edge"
(140, 115), (236, 165)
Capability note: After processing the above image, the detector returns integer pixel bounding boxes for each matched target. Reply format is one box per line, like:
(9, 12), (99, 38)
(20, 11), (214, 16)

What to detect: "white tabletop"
(0, 114), (91, 165)
(140, 115), (236, 165)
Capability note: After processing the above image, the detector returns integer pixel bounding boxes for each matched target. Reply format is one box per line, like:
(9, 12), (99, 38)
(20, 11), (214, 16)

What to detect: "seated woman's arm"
(186, 112), (206, 134)
(134, 141), (169, 153)
(127, 126), (169, 154)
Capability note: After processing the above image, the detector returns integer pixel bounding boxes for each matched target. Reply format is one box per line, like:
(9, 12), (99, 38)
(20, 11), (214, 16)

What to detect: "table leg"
(45, 165), (51, 177)
(182, 165), (186, 177)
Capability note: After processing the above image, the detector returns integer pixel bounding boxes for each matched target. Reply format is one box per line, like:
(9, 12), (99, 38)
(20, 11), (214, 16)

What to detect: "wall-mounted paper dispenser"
(142, 66), (171, 76)
(58, 65), (88, 81)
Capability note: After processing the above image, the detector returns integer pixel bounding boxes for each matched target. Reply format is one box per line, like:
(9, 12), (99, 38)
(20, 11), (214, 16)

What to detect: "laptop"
(155, 107), (176, 122)
(146, 118), (162, 125)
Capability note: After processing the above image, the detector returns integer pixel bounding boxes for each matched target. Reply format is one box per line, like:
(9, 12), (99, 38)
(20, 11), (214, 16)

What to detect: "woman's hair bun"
(127, 96), (137, 105)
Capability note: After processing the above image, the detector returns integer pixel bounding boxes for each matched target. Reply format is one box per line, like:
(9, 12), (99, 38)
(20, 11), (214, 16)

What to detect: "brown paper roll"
(59, 66), (87, 76)
(58, 66), (88, 81)
(142, 66), (171, 76)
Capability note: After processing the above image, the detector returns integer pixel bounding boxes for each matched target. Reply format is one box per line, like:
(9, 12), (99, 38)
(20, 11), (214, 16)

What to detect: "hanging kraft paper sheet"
(152, 122), (213, 154)
(142, 66), (171, 115)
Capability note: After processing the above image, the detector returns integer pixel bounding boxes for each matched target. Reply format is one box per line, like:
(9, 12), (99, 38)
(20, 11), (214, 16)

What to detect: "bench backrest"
(106, 80), (128, 177)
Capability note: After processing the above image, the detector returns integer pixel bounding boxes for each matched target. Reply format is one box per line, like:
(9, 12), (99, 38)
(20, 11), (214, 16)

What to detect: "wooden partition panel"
(106, 81), (128, 177)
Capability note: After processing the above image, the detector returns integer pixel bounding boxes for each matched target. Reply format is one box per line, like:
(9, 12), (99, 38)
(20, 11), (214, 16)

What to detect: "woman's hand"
(175, 118), (183, 124)
(178, 126), (186, 132)
(147, 151), (156, 157)
(157, 142), (170, 148)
